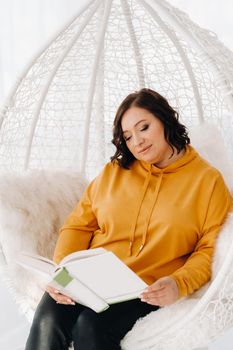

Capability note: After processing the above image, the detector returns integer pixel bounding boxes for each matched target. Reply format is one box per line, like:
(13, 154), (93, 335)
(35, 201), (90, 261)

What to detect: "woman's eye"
(124, 136), (131, 142)
(140, 124), (149, 131)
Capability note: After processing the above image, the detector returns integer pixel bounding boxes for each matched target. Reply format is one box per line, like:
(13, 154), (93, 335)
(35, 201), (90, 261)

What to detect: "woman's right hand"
(45, 285), (75, 305)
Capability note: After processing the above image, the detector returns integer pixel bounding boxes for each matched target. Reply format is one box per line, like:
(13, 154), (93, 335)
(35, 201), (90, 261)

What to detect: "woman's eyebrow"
(122, 119), (147, 134)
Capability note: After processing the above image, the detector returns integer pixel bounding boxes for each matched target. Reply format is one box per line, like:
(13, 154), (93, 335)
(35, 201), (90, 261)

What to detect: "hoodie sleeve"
(53, 178), (99, 264)
(170, 174), (232, 297)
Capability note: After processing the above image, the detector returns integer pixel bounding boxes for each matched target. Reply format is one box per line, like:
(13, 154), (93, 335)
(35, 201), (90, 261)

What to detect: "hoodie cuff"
(169, 272), (190, 297)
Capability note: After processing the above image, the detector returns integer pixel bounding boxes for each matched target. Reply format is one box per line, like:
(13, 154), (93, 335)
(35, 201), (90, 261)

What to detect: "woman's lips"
(139, 145), (152, 154)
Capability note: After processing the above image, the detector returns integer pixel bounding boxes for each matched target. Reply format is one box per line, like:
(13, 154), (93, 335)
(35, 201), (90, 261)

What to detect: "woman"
(25, 88), (232, 350)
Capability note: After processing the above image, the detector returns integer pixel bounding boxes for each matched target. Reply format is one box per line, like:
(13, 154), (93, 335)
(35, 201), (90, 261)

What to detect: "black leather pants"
(25, 293), (159, 350)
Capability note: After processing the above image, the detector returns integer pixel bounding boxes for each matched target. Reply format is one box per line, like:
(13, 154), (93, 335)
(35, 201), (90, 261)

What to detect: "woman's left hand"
(140, 276), (179, 307)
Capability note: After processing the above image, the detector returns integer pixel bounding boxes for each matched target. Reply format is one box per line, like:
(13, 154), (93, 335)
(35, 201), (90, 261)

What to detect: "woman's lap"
(26, 292), (159, 349)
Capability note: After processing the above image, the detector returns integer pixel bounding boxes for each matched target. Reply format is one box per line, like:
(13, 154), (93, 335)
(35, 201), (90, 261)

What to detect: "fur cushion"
(0, 170), (86, 320)
(188, 122), (233, 192)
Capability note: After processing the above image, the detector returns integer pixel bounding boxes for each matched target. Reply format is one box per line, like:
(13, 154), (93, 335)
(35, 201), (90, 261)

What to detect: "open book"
(16, 248), (148, 313)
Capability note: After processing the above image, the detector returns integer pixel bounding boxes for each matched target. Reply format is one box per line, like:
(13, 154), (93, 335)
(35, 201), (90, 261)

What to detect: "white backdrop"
(0, 1), (233, 349)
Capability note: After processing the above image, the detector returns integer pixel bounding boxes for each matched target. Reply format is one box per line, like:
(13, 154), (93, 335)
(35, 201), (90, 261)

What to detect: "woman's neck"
(155, 147), (186, 168)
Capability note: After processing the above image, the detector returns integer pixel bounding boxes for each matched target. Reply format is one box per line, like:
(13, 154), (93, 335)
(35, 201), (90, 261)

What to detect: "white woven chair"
(0, 0), (233, 349)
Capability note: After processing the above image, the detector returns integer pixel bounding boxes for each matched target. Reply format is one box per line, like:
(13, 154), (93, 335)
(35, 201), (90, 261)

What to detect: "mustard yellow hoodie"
(53, 146), (232, 297)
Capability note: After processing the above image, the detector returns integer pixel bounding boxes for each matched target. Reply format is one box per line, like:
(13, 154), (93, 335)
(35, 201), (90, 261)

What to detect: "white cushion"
(0, 170), (86, 320)
(189, 122), (233, 192)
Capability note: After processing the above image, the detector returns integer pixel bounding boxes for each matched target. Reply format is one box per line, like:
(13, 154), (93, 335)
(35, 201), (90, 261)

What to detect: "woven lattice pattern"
(0, 0), (232, 179)
(0, 0), (233, 348)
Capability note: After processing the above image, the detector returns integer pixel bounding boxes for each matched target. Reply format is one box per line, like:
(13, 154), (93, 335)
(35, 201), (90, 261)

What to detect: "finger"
(143, 295), (175, 307)
(141, 295), (167, 305)
(56, 295), (75, 304)
(57, 299), (76, 306)
(45, 285), (76, 305)
(141, 287), (167, 296)
(145, 283), (167, 292)
(143, 286), (164, 295)
(141, 293), (166, 301)
(45, 286), (60, 294)
(146, 300), (164, 307)
(140, 289), (167, 299)
(141, 296), (164, 306)
(60, 296), (75, 304)
(46, 287), (73, 301)
(46, 290), (75, 305)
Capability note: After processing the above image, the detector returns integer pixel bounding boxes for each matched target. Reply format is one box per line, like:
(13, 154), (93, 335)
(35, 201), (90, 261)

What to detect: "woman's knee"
(73, 308), (101, 338)
(25, 293), (72, 349)
(32, 293), (62, 328)
(72, 309), (120, 350)
(31, 302), (60, 337)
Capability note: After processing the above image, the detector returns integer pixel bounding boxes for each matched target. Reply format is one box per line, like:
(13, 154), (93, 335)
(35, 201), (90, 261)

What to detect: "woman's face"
(121, 106), (172, 167)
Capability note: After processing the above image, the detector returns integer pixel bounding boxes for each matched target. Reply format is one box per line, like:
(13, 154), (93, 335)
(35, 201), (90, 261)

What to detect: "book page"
(17, 252), (56, 276)
(65, 252), (148, 302)
(60, 247), (106, 265)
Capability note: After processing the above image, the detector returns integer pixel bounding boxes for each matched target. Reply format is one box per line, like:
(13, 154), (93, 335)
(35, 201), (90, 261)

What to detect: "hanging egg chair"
(0, 0), (233, 349)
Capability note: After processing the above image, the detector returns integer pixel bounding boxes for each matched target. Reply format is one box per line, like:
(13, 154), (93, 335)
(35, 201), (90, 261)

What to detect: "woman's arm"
(53, 179), (99, 263)
(141, 174), (232, 306)
(170, 174), (232, 297)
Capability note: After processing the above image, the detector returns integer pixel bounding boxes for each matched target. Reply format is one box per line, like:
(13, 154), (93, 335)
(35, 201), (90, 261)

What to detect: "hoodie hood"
(139, 145), (198, 174)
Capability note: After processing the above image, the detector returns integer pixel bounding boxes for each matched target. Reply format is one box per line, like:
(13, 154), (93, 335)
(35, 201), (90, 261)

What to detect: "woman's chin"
(141, 156), (158, 164)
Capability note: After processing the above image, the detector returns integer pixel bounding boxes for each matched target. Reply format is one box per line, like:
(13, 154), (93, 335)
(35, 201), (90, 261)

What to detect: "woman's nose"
(132, 134), (144, 147)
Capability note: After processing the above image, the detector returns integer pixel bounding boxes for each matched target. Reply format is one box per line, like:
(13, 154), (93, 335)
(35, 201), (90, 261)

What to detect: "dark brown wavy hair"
(111, 88), (190, 168)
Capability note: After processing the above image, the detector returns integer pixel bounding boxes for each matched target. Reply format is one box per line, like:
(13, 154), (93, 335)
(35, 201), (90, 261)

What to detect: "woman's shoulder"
(94, 160), (125, 181)
(190, 144), (232, 183)
(101, 159), (122, 173)
(197, 157), (222, 177)
(192, 149), (231, 193)
(191, 146), (223, 177)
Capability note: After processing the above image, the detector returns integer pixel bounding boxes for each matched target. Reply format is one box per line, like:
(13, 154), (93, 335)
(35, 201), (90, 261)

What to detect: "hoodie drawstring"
(135, 171), (163, 256)
(128, 165), (164, 257)
(128, 165), (152, 256)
